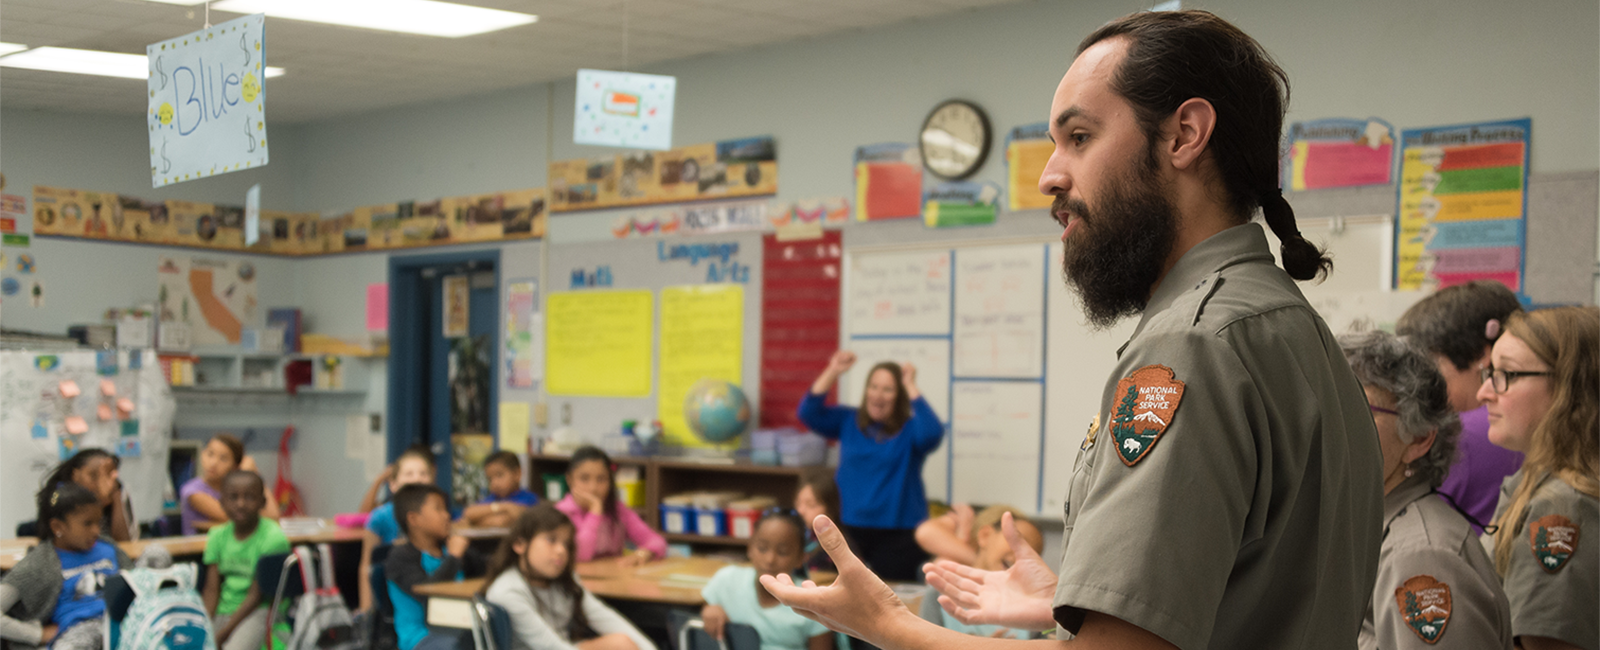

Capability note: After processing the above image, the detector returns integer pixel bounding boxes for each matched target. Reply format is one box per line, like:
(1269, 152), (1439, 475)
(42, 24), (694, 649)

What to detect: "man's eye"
(1072, 133), (1089, 145)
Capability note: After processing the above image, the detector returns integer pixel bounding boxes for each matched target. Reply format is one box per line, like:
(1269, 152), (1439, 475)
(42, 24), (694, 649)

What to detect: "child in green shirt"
(202, 470), (291, 650)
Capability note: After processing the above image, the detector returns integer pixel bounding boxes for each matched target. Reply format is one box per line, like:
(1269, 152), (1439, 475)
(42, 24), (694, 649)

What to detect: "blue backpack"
(116, 564), (216, 650)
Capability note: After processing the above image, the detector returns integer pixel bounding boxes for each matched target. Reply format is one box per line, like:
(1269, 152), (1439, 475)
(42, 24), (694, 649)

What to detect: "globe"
(683, 379), (752, 444)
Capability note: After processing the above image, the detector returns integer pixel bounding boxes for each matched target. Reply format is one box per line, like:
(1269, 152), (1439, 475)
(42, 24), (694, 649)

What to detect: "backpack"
(282, 545), (360, 650)
(117, 564), (216, 650)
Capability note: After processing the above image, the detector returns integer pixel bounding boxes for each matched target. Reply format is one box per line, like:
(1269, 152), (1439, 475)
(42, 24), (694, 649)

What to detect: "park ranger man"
(761, 10), (1384, 650)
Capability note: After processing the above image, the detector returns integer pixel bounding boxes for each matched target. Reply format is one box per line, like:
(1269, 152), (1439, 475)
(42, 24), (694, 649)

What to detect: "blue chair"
(667, 609), (761, 650)
(368, 545), (397, 650)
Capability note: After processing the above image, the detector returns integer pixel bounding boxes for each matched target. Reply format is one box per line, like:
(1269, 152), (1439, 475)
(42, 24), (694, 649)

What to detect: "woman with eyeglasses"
(1477, 306), (1598, 650)
(1340, 330), (1511, 650)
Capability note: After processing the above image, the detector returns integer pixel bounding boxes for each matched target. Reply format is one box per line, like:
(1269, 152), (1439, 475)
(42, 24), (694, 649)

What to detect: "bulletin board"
(542, 234), (765, 447)
(0, 350), (175, 536)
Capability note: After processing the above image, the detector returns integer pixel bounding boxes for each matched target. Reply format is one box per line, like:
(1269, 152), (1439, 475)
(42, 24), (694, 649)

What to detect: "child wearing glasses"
(1397, 280), (1526, 531)
(699, 510), (831, 650)
(1477, 306), (1598, 650)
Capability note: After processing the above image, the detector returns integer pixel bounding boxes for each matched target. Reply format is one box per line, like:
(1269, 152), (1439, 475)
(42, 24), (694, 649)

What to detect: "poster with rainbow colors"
(1394, 118), (1530, 292)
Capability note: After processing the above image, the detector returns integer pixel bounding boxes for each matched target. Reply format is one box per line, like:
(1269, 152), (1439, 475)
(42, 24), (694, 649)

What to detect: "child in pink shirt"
(553, 446), (666, 565)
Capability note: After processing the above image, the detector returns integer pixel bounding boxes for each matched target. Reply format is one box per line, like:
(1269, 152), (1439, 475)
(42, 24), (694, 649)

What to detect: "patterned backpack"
(281, 545), (360, 650)
(118, 563), (216, 650)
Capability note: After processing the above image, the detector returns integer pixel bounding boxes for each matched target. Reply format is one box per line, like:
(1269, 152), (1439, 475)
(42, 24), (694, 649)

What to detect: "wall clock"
(920, 99), (992, 180)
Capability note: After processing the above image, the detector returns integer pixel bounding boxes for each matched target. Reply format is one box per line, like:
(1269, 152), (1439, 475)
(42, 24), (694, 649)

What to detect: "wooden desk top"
(0, 519), (396, 572)
(414, 556), (732, 607)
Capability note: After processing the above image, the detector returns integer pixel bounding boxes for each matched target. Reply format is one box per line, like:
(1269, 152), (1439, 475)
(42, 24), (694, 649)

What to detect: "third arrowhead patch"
(1110, 365), (1185, 466)
(1529, 514), (1581, 573)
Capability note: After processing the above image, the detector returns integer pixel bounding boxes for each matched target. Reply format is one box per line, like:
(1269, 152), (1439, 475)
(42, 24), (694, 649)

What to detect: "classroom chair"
(666, 609), (761, 650)
(258, 551), (306, 650)
(367, 545), (397, 650)
(14, 520), (37, 538)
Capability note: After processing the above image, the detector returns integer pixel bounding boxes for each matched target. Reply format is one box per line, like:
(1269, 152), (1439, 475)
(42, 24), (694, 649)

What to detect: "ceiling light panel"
(210, 0), (537, 38)
(0, 46), (284, 80)
(0, 43), (27, 57)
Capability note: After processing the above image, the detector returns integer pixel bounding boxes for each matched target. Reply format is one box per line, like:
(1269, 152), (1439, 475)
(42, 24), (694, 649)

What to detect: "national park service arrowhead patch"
(1395, 575), (1452, 644)
(1109, 365), (1184, 466)
(1529, 514), (1580, 573)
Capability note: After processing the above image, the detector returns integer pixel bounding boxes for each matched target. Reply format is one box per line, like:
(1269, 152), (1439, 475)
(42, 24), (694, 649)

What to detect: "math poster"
(1283, 118), (1394, 190)
(545, 290), (653, 397)
(1395, 119), (1530, 292)
(147, 14), (269, 187)
(1005, 124), (1054, 211)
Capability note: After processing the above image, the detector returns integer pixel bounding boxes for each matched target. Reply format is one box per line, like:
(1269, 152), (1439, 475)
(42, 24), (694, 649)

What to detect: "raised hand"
(829, 350), (858, 375)
(923, 512), (1058, 631)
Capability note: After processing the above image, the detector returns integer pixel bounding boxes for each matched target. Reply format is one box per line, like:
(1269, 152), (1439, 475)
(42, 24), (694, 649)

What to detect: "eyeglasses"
(1479, 365), (1553, 394)
(1368, 405), (1400, 417)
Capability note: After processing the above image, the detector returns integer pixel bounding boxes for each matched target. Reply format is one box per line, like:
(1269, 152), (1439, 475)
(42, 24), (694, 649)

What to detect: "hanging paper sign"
(574, 69), (677, 150)
(1282, 118), (1395, 191)
(244, 184), (261, 246)
(1394, 118), (1530, 292)
(924, 181), (1001, 228)
(1005, 123), (1054, 211)
(148, 13), (270, 187)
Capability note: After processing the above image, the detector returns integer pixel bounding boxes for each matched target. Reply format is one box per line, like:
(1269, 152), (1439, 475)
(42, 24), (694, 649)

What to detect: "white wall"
(1, 0), (1595, 523)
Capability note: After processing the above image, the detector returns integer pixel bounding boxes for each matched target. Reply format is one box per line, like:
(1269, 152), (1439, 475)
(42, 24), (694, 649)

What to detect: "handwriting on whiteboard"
(953, 245), (1045, 378)
(847, 250), (951, 335)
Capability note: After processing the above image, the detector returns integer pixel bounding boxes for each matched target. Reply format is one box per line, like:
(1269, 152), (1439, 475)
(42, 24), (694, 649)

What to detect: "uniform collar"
(1122, 223), (1276, 351)
(1384, 475), (1436, 526)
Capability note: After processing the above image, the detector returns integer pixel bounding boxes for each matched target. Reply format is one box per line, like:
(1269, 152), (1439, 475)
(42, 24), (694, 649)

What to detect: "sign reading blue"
(147, 14), (269, 188)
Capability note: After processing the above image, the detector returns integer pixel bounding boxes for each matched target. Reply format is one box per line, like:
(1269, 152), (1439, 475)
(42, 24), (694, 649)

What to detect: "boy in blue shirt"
(460, 451), (538, 528)
(383, 484), (485, 650)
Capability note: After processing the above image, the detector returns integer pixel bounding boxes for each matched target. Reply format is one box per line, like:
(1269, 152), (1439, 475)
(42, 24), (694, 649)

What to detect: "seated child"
(701, 510), (831, 650)
(461, 451), (539, 528)
(553, 446), (664, 566)
(384, 484), (487, 650)
(483, 505), (655, 650)
(360, 445), (438, 612)
(43, 449), (137, 542)
(916, 510), (1046, 640)
(203, 470), (292, 650)
(914, 504), (1041, 567)
(181, 434), (280, 535)
(0, 483), (129, 650)
(794, 468), (848, 583)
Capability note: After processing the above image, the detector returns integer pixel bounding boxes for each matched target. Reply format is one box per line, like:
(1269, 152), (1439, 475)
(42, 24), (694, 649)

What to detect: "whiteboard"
(0, 350), (175, 536)
(839, 337), (952, 503)
(949, 381), (1042, 508)
(1041, 243), (1137, 516)
(846, 250), (952, 335)
(952, 245), (1047, 378)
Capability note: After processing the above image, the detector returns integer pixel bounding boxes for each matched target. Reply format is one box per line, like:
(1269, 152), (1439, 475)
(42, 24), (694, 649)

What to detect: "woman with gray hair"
(1342, 330), (1512, 650)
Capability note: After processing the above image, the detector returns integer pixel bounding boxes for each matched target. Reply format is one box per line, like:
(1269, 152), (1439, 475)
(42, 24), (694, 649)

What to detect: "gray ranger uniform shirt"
(1485, 469), (1598, 650)
(1052, 223), (1384, 650)
(1359, 475), (1511, 650)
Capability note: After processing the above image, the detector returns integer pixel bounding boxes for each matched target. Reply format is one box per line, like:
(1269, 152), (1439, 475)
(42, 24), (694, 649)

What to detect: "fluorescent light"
(141, 0), (210, 5)
(0, 47), (150, 79)
(0, 43), (27, 57)
(0, 46), (285, 79)
(211, 0), (536, 37)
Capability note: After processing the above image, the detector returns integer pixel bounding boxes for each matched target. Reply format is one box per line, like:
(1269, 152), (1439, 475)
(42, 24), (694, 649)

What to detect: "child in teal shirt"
(701, 511), (831, 650)
(202, 470), (291, 650)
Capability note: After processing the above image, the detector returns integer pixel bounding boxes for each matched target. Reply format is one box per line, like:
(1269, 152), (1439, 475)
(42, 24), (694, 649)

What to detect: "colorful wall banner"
(148, 14), (269, 187)
(574, 69), (677, 151)
(854, 143), (922, 221)
(549, 136), (777, 213)
(1395, 118), (1531, 292)
(31, 185), (546, 257)
(924, 181), (1001, 228)
(503, 279), (541, 391)
(1005, 123), (1053, 211)
(1282, 118), (1395, 191)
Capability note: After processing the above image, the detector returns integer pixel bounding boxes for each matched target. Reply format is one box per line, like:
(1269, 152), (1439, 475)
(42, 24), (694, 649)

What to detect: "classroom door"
(387, 251), (500, 503)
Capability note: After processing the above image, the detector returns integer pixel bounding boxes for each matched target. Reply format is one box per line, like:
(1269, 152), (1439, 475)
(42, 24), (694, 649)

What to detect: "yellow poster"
(546, 289), (654, 397)
(657, 285), (744, 448)
(1005, 124), (1054, 211)
(498, 402), (532, 454)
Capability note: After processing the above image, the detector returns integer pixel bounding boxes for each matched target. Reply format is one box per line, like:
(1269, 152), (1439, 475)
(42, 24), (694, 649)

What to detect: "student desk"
(415, 556), (731, 628)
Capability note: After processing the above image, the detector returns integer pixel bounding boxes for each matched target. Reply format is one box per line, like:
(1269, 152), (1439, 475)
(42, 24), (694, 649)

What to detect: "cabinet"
(527, 453), (815, 548)
(167, 351), (375, 397)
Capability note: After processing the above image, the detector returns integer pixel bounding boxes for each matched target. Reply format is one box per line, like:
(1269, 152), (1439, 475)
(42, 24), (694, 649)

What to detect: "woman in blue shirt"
(798, 349), (944, 581)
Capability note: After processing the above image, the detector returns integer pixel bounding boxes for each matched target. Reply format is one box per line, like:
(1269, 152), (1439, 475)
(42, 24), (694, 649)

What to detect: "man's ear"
(1163, 97), (1218, 172)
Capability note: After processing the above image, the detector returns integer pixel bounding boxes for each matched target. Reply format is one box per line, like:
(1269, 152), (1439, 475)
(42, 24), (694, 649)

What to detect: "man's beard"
(1058, 153), (1178, 330)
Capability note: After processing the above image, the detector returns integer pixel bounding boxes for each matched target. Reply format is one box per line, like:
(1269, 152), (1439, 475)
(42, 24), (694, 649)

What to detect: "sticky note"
(101, 379), (117, 397)
(97, 404), (114, 421)
(118, 398), (136, 417)
(65, 416), (88, 435)
(59, 380), (81, 398)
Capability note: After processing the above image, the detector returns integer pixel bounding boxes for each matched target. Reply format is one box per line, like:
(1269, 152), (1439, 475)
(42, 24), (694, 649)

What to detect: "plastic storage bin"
(661, 495), (696, 534)
(778, 431), (828, 467)
(725, 496), (778, 539)
(692, 492), (741, 537)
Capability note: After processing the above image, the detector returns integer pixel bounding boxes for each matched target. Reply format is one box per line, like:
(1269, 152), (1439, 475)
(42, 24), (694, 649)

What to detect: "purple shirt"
(179, 477), (221, 536)
(1437, 406), (1524, 532)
